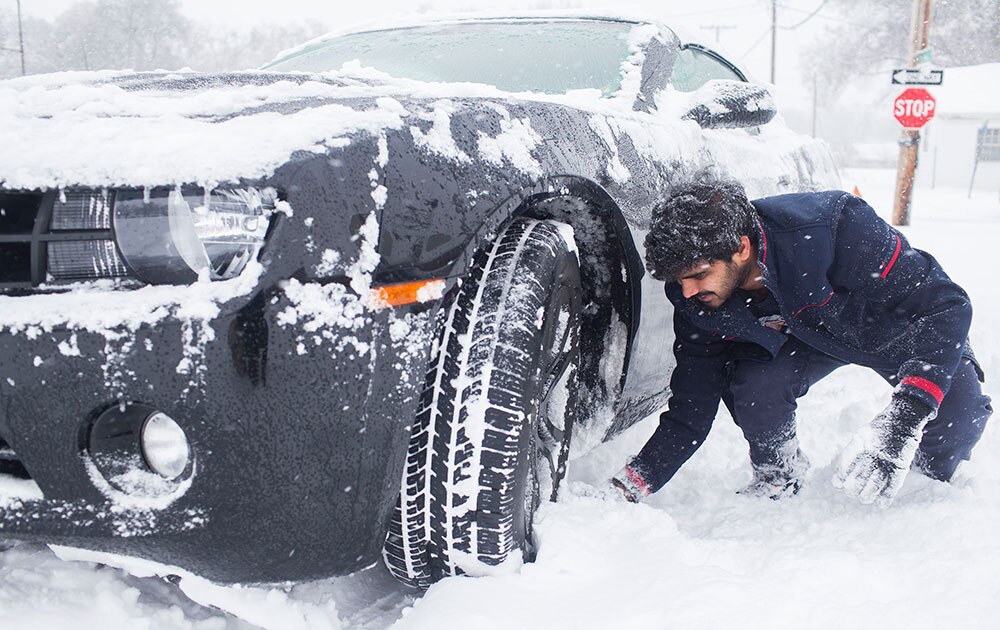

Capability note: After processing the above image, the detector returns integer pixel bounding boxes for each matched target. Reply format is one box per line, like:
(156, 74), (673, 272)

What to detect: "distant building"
(916, 62), (1000, 193)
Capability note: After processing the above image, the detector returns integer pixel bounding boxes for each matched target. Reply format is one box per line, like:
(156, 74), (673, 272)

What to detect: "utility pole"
(701, 24), (736, 43)
(811, 74), (818, 137)
(16, 0), (25, 75)
(2, 0), (26, 74)
(892, 0), (933, 226)
(770, 0), (777, 83)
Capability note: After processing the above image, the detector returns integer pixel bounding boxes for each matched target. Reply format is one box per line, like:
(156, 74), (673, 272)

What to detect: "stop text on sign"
(893, 87), (936, 128)
(896, 99), (934, 117)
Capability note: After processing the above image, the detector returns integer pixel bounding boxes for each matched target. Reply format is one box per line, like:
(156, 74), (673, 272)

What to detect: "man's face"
(676, 258), (744, 309)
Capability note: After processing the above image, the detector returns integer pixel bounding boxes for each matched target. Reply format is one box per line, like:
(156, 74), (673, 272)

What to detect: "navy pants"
(723, 336), (992, 481)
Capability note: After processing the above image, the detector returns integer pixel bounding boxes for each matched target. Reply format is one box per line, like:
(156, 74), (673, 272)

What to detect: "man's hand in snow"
(610, 461), (652, 503)
(834, 394), (936, 507)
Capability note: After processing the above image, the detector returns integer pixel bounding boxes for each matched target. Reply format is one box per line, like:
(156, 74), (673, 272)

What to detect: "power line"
(780, 0), (829, 29)
(669, 2), (762, 18)
(700, 23), (737, 42)
(776, 2), (869, 28)
(740, 26), (773, 58)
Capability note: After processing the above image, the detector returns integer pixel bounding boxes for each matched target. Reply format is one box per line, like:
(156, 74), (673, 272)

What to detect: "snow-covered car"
(0, 15), (837, 588)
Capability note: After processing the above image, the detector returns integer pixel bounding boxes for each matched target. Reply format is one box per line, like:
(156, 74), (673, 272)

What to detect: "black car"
(0, 15), (837, 588)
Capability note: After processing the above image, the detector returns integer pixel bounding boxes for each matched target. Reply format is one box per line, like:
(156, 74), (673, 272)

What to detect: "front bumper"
(0, 277), (438, 583)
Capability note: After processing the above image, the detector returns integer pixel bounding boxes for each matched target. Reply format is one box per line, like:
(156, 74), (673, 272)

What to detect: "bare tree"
(10, 0), (192, 74)
(804, 0), (1000, 93)
(932, 0), (1000, 66)
(185, 22), (327, 72)
(0, 1), (329, 78)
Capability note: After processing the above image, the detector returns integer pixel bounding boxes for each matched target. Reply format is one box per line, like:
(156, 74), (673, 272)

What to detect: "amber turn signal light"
(370, 278), (446, 309)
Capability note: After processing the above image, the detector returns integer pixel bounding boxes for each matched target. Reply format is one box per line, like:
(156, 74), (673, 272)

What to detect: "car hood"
(0, 69), (516, 190)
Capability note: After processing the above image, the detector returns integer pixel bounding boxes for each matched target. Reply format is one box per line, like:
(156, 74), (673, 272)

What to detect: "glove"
(834, 394), (936, 507)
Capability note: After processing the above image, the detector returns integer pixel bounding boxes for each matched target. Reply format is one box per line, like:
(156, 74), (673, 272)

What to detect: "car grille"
(0, 190), (131, 291)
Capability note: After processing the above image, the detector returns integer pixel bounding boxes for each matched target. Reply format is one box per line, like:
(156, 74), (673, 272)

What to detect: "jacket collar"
(754, 214), (768, 268)
(753, 213), (774, 287)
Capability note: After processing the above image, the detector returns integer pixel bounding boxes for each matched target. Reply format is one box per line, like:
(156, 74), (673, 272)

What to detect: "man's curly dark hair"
(644, 178), (758, 281)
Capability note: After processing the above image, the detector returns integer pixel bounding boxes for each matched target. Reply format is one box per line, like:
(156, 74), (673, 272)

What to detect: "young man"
(612, 180), (991, 506)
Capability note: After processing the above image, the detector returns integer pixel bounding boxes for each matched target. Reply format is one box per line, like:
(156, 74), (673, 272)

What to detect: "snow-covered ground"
(2, 168), (998, 628)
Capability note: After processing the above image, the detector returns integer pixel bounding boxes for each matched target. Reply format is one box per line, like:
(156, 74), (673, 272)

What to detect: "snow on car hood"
(0, 69), (419, 190)
(0, 22), (665, 192)
(0, 62), (642, 191)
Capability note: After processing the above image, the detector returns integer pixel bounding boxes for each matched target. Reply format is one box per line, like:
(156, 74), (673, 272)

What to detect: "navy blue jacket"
(632, 190), (974, 492)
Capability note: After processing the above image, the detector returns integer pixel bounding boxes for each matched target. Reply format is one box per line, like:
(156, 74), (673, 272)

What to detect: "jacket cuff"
(612, 462), (653, 502)
(895, 375), (945, 410)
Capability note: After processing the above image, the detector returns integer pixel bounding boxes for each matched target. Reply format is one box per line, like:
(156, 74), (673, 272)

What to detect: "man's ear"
(733, 235), (753, 264)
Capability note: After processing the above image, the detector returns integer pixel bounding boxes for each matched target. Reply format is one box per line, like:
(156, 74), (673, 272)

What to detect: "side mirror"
(681, 80), (776, 129)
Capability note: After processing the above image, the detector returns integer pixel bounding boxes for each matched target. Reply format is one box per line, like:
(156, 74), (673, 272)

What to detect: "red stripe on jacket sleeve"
(901, 375), (944, 405)
(880, 234), (902, 279)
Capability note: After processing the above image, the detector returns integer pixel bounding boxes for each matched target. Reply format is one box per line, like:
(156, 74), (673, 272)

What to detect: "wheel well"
(519, 187), (641, 416)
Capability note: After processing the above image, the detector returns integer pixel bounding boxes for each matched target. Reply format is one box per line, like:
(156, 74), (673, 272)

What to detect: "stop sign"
(893, 88), (936, 128)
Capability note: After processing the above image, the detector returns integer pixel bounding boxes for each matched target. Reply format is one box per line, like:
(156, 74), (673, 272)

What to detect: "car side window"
(670, 46), (744, 92)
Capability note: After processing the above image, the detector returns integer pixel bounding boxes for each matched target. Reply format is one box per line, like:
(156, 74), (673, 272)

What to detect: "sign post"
(891, 0), (934, 227)
(892, 88), (936, 225)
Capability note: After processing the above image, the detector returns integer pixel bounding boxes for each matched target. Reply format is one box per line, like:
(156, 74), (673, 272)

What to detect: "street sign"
(892, 68), (944, 85)
(893, 88), (936, 128)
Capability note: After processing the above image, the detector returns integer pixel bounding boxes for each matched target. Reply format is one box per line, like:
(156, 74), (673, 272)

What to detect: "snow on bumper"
(0, 277), (439, 583)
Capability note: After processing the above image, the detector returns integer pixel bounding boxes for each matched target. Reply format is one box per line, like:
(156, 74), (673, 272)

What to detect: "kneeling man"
(613, 180), (991, 506)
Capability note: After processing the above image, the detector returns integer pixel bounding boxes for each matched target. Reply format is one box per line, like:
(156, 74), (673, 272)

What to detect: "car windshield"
(264, 20), (636, 97)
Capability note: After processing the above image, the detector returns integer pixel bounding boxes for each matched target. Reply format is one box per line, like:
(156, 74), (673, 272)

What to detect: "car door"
(618, 36), (836, 413)
(617, 39), (752, 409)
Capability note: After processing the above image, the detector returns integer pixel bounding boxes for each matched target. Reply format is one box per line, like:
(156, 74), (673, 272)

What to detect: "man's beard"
(695, 259), (755, 309)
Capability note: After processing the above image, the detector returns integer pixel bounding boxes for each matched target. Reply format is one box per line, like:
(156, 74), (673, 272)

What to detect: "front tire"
(383, 218), (580, 588)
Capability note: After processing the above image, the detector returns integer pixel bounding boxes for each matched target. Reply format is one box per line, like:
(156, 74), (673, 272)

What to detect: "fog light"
(141, 412), (190, 480)
(87, 402), (193, 497)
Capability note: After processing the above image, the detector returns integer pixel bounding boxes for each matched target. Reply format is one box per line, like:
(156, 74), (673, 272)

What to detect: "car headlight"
(113, 187), (272, 284)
